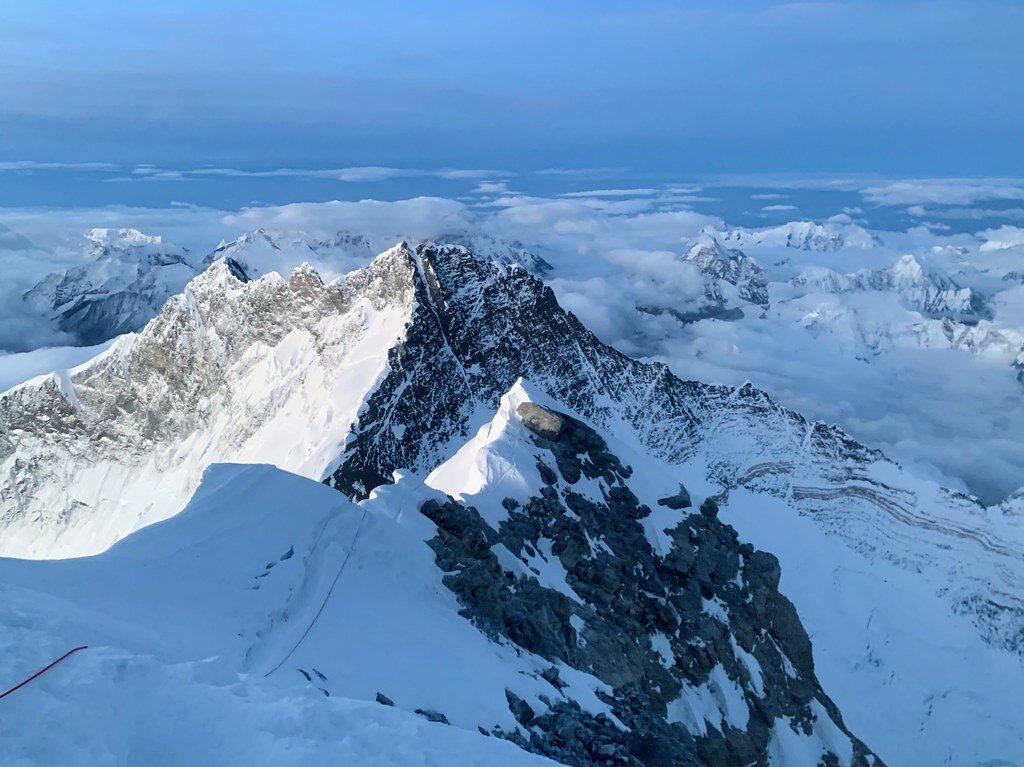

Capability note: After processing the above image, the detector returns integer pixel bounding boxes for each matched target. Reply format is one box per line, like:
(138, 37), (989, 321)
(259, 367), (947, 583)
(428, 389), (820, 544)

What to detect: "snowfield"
(0, 463), (567, 767)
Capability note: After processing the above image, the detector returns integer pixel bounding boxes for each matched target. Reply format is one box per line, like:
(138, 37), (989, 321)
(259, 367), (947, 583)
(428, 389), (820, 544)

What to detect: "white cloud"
(222, 197), (475, 243)
(118, 165), (505, 184)
(473, 180), (511, 194)
(862, 179), (1024, 206)
(979, 225), (1024, 251)
(534, 167), (625, 177)
(0, 161), (118, 172)
(761, 204), (798, 212)
(558, 188), (659, 198)
(906, 206), (1024, 222)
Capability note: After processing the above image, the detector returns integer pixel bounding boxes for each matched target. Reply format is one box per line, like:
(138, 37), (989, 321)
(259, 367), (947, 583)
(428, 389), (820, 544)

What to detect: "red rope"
(0, 646), (88, 701)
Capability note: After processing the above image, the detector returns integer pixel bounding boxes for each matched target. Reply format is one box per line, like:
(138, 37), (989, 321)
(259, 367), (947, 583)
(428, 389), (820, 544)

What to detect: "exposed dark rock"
(417, 402), (881, 767)
(375, 692), (395, 707)
(415, 708), (450, 725)
(518, 402), (566, 441)
(657, 485), (692, 510)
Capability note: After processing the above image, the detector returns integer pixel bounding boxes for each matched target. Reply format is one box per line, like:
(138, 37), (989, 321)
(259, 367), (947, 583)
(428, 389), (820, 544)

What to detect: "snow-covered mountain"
(793, 254), (990, 322)
(5, 244), (1021, 646)
(715, 221), (881, 252)
(1, 251), (413, 556)
(682, 233), (769, 309)
(202, 227), (377, 282)
(23, 228), (197, 345)
(3, 241), (1023, 765)
(0, 388), (882, 767)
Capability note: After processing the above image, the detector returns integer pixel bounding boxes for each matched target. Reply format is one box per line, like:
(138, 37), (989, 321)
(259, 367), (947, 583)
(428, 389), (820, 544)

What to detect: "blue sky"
(0, 0), (1021, 181)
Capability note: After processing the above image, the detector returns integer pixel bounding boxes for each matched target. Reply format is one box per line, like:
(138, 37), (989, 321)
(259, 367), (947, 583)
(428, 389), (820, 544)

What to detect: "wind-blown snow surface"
(0, 463), (567, 767)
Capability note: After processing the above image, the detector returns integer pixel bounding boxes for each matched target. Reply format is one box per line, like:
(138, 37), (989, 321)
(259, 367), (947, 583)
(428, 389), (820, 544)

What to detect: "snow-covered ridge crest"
(85, 227), (167, 247)
(423, 381), (879, 765)
(0, 245), (419, 558)
(434, 379), (1024, 766)
(793, 253), (990, 321)
(715, 220), (881, 251)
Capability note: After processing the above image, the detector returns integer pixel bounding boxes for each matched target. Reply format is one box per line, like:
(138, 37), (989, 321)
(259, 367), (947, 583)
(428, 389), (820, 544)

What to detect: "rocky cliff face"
(328, 242), (1024, 657)
(419, 390), (879, 766)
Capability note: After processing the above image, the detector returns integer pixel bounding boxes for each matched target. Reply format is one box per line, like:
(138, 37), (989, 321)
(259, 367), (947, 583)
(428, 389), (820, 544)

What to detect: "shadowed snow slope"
(0, 462), (564, 767)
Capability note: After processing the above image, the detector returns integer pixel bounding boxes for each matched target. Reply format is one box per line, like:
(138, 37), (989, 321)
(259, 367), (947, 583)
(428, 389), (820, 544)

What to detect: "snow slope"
(720, 488), (1024, 767)
(0, 462), (568, 767)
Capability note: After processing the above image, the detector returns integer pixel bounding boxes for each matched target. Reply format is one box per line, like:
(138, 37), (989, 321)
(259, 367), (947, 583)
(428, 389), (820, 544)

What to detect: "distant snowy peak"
(203, 227), (376, 281)
(682, 232), (769, 308)
(716, 220), (881, 252)
(23, 228), (196, 345)
(426, 233), (553, 275)
(795, 253), (991, 321)
(979, 225), (1024, 252)
(86, 227), (169, 249)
